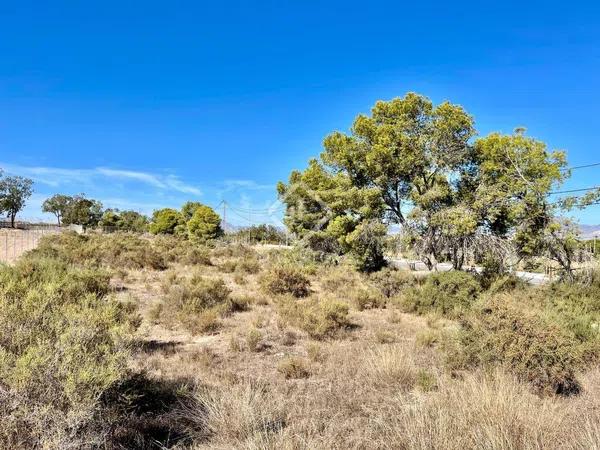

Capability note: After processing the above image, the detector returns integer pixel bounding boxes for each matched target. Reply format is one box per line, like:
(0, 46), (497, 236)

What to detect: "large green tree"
(149, 208), (183, 235)
(187, 204), (223, 241)
(279, 93), (567, 270)
(61, 195), (103, 229)
(42, 194), (72, 226)
(0, 174), (34, 227)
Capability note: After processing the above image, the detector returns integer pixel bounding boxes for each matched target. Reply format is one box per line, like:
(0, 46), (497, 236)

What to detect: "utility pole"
(222, 201), (227, 233)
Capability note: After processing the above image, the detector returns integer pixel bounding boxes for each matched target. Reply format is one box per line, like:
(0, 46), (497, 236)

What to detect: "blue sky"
(1, 0), (600, 225)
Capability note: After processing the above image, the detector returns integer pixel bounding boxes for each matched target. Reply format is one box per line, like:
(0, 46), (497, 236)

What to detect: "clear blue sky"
(1, 1), (600, 225)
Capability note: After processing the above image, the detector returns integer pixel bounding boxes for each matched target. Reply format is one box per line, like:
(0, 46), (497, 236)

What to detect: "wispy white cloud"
(221, 179), (274, 193)
(96, 167), (168, 189)
(0, 163), (202, 196)
(164, 175), (202, 196)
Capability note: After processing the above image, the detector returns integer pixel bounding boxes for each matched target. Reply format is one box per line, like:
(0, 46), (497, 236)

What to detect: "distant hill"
(579, 224), (600, 240)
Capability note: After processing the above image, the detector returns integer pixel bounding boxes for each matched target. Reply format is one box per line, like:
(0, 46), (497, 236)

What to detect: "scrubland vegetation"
(1, 230), (600, 449)
(2, 93), (600, 448)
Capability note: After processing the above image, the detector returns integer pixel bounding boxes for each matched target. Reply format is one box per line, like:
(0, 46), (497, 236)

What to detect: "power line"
(549, 186), (600, 195)
(226, 203), (285, 214)
(562, 162), (600, 172)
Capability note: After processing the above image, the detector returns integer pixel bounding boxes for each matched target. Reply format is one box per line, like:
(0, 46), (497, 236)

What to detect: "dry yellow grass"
(7, 237), (600, 448)
(124, 247), (600, 449)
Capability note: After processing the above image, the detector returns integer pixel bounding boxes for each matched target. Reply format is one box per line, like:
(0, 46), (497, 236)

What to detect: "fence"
(0, 227), (63, 264)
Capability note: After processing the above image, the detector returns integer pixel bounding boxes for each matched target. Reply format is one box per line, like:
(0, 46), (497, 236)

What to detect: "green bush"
(149, 208), (184, 235)
(151, 235), (212, 266)
(343, 220), (388, 272)
(260, 264), (311, 298)
(0, 257), (137, 448)
(277, 296), (351, 339)
(402, 271), (481, 318)
(350, 287), (386, 311)
(369, 268), (416, 298)
(187, 204), (223, 240)
(31, 232), (167, 270)
(456, 294), (582, 395)
(162, 274), (233, 333)
(487, 274), (528, 294)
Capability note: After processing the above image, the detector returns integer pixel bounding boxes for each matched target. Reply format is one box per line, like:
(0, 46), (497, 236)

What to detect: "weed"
(278, 357), (311, 379)
(277, 296), (351, 339)
(260, 264), (311, 298)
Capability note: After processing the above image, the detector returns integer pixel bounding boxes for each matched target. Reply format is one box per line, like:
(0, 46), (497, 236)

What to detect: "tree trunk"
(10, 213), (15, 228)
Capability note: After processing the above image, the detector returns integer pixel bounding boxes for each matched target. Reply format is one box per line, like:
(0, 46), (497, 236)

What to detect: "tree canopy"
(187, 204), (223, 240)
(0, 173), (34, 227)
(279, 93), (569, 271)
(149, 208), (183, 235)
(42, 194), (71, 226)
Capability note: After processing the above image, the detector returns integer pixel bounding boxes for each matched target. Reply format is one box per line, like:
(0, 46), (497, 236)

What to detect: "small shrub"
(226, 295), (251, 313)
(415, 329), (440, 348)
(277, 296), (351, 339)
(148, 302), (163, 322)
(487, 274), (527, 294)
(351, 287), (386, 311)
(229, 335), (243, 352)
(369, 268), (415, 298)
(246, 329), (263, 352)
(281, 329), (298, 346)
(387, 310), (402, 324)
(219, 260), (238, 273)
(0, 257), (137, 448)
(363, 346), (417, 388)
(260, 265), (311, 298)
(237, 257), (261, 274)
(456, 295), (583, 395)
(162, 274), (233, 333)
(181, 246), (212, 266)
(278, 356), (311, 379)
(306, 343), (326, 362)
(212, 243), (258, 259)
(31, 232), (167, 270)
(320, 267), (356, 293)
(375, 329), (397, 344)
(416, 369), (438, 392)
(233, 271), (246, 285)
(402, 271), (481, 318)
(189, 308), (221, 334)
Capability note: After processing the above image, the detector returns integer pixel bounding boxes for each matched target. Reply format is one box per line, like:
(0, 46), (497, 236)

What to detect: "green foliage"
(0, 174), (34, 226)
(259, 264), (311, 297)
(149, 208), (184, 235)
(456, 295), (582, 395)
(31, 232), (167, 270)
(280, 93), (568, 270)
(369, 268), (416, 298)
(277, 296), (351, 339)
(162, 273), (233, 333)
(181, 201), (204, 221)
(61, 194), (104, 229)
(187, 203), (223, 241)
(151, 234), (213, 265)
(278, 356), (311, 379)
(402, 271), (481, 318)
(42, 194), (71, 226)
(99, 209), (149, 233)
(350, 287), (386, 311)
(341, 220), (388, 272)
(229, 224), (288, 244)
(0, 257), (137, 447)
